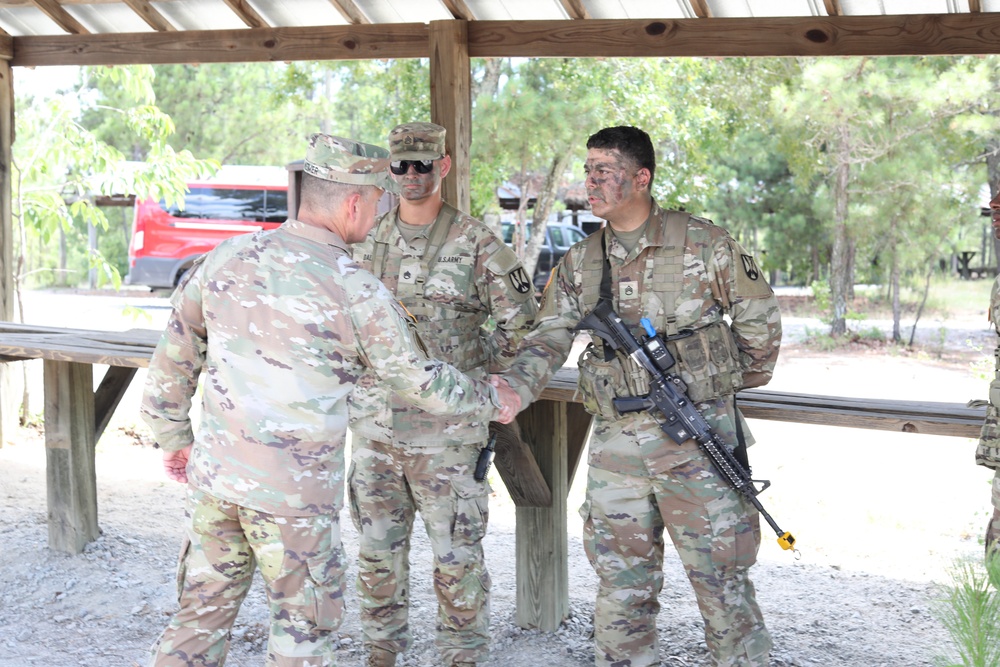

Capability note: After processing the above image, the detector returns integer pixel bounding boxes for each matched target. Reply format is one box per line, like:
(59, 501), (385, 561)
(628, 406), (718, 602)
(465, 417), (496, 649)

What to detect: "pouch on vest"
(577, 344), (630, 421)
(979, 375), (1000, 469)
(991, 377), (1000, 408)
(412, 317), (487, 372)
(668, 321), (743, 402)
(978, 403), (1000, 470)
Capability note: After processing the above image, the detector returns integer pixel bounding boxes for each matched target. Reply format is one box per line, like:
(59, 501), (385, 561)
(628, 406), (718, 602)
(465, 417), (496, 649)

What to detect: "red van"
(126, 165), (289, 289)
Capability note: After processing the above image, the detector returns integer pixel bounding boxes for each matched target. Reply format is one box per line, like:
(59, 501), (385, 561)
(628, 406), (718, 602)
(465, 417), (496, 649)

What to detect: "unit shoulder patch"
(734, 252), (772, 298)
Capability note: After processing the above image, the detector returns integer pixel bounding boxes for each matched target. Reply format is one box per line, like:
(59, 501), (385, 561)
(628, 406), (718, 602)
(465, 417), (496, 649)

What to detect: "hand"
(490, 374), (521, 424)
(162, 445), (192, 483)
(987, 507), (1000, 558)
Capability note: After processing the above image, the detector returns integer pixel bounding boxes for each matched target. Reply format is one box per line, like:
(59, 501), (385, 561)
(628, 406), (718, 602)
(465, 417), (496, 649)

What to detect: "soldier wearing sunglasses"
(349, 122), (538, 667)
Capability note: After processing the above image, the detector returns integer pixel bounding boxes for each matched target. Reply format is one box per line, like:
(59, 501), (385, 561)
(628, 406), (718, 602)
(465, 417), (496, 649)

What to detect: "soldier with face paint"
(494, 126), (782, 667)
(977, 184), (1000, 560)
(349, 122), (538, 667)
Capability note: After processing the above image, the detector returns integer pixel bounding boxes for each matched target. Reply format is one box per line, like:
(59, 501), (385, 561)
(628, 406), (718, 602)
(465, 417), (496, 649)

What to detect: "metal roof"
(0, 0), (995, 37)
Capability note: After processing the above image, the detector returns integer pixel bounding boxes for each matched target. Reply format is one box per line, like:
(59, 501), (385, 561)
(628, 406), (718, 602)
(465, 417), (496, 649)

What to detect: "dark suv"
(501, 221), (589, 291)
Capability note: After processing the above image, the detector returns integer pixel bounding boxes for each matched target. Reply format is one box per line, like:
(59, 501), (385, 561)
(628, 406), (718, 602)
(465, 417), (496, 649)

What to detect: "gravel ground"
(0, 417), (970, 667)
(0, 290), (996, 666)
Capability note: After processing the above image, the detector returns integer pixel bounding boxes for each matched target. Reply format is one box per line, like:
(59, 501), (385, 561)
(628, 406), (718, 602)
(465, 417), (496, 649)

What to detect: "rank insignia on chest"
(619, 280), (639, 300)
(399, 259), (421, 285)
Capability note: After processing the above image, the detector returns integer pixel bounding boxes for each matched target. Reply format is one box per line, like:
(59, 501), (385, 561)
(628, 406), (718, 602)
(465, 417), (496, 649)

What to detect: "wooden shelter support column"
(515, 399), (591, 631)
(44, 360), (99, 553)
(429, 19), (471, 213)
(0, 56), (16, 445)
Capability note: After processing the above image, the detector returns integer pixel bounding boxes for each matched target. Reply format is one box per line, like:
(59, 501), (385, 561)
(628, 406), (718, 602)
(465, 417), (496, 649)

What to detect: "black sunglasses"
(390, 159), (435, 175)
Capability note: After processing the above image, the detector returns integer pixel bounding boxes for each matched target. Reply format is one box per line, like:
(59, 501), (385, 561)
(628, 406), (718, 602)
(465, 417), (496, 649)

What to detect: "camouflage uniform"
(348, 123), (538, 665)
(504, 201), (781, 667)
(142, 134), (502, 667)
(977, 275), (1000, 553)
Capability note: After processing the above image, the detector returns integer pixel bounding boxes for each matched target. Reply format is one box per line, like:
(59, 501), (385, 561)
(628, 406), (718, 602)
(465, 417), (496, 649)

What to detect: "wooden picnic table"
(0, 321), (988, 631)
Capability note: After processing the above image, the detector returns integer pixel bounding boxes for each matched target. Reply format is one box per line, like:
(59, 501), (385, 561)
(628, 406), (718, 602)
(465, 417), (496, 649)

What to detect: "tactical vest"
(370, 203), (487, 373)
(575, 211), (743, 409)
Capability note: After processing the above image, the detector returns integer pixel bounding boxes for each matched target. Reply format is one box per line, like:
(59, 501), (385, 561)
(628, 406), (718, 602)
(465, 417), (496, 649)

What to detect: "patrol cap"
(303, 133), (396, 193)
(388, 122), (446, 161)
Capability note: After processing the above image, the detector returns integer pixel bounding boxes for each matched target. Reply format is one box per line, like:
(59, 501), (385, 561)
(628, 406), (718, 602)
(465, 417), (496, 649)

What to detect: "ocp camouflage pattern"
(141, 217), (501, 517)
(303, 133), (394, 191)
(505, 199), (782, 478)
(347, 441), (491, 664)
(351, 203), (537, 447)
(502, 199), (779, 666)
(149, 488), (346, 667)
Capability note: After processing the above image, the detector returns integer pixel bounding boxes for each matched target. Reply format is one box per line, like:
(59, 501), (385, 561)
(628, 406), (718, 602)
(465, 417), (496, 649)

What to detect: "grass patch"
(934, 555), (1000, 667)
(801, 325), (890, 352)
(779, 277), (994, 321)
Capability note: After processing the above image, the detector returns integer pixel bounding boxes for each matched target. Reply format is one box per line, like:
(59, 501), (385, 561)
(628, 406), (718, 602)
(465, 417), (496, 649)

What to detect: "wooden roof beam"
(13, 14), (1000, 67)
(970, 0), (982, 12)
(13, 23), (427, 66)
(465, 14), (1000, 58)
(328, 0), (370, 24)
(823, 0), (842, 16)
(558, 0), (590, 20)
(122, 0), (176, 32)
(31, 0), (90, 34)
(440, 0), (475, 21)
(221, 0), (269, 29)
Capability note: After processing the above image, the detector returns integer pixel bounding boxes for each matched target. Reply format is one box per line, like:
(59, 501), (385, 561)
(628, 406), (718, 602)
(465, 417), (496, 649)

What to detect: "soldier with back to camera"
(141, 133), (519, 667)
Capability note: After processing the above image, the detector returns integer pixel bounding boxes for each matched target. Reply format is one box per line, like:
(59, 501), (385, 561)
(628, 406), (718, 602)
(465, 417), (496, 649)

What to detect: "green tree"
(705, 127), (823, 285)
(772, 56), (992, 336)
(13, 65), (216, 421)
(474, 58), (602, 276)
(944, 56), (1000, 275)
(15, 66), (215, 291)
(280, 59), (430, 145)
(854, 141), (979, 343)
(86, 62), (311, 166)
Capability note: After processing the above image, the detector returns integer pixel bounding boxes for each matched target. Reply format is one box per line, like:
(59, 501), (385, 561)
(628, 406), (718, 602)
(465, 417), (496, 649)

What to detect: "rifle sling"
(733, 395), (750, 469)
(598, 230), (616, 361)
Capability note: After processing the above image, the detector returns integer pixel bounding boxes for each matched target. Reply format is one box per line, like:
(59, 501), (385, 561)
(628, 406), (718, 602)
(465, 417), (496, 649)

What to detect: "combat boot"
(365, 647), (397, 667)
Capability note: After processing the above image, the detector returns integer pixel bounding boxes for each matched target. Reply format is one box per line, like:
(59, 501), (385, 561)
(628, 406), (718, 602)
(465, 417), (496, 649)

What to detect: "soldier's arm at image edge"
(480, 242), (540, 372)
(723, 239), (781, 389)
(139, 281), (208, 452)
(349, 285), (501, 419)
(501, 261), (579, 408)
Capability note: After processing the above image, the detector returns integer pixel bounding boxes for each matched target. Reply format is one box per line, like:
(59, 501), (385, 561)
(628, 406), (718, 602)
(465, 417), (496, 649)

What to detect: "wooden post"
(515, 399), (572, 631)
(0, 55), (16, 445)
(429, 19), (471, 213)
(44, 360), (100, 553)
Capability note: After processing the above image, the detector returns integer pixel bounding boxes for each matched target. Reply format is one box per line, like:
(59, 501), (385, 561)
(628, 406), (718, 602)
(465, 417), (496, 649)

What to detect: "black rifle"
(575, 300), (797, 553)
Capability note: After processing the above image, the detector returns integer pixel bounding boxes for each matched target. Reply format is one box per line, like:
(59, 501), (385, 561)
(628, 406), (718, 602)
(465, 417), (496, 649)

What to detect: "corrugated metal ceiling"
(0, 0), (993, 37)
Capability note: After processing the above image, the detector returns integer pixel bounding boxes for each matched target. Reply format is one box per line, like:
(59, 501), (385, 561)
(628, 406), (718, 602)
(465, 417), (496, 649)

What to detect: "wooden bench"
(0, 321), (988, 631)
(0, 322), (161, 553)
